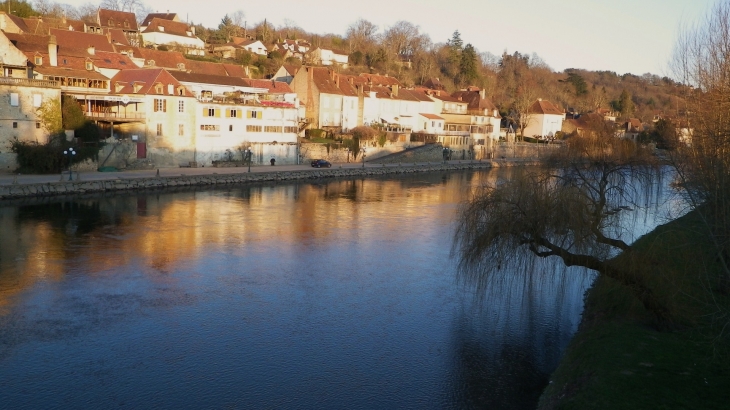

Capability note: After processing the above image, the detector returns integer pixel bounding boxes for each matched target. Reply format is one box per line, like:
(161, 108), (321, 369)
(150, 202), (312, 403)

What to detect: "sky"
(69, 0), (716, 76)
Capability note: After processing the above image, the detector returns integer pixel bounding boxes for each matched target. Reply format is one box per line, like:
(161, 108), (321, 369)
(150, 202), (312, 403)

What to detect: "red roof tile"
(246, 79), (293, 93)
(110, 68), (193, 96)
(141, 13), (178, 27)
(420, 113), (444, 120)
(528, 99), (563, 115)
(50, 28), (115, 53)
(98, 9), (138, 31)
(142, 18), (196, 39)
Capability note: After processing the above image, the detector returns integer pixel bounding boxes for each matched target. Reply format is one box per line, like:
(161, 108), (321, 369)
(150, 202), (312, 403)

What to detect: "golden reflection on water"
(0, 169), (508, 312)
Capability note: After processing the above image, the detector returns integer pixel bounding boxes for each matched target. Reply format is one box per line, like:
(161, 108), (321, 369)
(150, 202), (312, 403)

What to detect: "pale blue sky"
(76, 0), (716, 75)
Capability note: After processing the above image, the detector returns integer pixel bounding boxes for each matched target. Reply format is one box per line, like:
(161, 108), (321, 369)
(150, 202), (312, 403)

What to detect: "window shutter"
(203, 108), (209, 117)
(225, 109), (230, 118)
(154, 100), (158, 112)
(247, 110), (252, 119)
(163, 99), (167, 112)
(215, 109), (220, 117)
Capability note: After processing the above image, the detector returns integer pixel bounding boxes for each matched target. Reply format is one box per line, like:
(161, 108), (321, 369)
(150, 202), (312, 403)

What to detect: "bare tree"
(345, 18), (378, 52)
(670, 0), (730, 288)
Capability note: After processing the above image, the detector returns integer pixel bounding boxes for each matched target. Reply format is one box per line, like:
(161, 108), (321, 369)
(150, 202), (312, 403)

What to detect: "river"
(0, 169), (677, 409)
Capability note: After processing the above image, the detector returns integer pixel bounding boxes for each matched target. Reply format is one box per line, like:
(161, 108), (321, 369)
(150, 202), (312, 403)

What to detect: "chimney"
(480, 89), (485, 99)
(391, 84), (399, 97)
(87, 45), (95, 55)
(48, 35), (58, 67)
(191, 25), (195, 35)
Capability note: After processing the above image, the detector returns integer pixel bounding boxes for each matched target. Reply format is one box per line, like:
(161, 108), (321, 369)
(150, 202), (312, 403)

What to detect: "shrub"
(351, 126), (378, 140)
(10, 136), (97, 174)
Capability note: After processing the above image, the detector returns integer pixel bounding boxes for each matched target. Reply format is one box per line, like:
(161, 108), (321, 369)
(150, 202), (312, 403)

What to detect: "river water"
(0, 169), (676, 409)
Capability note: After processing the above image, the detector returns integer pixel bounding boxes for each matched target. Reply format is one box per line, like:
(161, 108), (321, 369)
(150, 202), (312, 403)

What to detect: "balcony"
(0, 77), (60, 88)
(84, 111), (145, 122)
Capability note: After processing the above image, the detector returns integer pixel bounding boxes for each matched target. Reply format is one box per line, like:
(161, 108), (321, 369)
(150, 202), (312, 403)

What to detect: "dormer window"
(155, 84), (163, 94)
(85, 61), (93, 70)
(186, 31), (192, 36)
(176, 63), (185, 70)
(108, 19), (113, 26)
(133, 83), (143, 93)
(115, 83), (124, 93)
(124, 21), (129, 28)
(177, 86), (185, 96)
(34, 56), (42, 65)
(147, 60), (155, 67)
(158, 26), (165, 32)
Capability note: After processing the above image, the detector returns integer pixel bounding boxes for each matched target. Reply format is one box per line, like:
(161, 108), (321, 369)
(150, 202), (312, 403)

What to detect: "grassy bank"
(538, 210), (730, 409)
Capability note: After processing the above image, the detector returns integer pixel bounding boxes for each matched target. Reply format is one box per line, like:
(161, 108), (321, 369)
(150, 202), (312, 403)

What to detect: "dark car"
(311, 159), (332, 168)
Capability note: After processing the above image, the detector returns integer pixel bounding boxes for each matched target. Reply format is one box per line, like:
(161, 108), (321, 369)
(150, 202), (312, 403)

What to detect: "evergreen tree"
(618, 89), (635, 117)
(459, 43), (479, 86)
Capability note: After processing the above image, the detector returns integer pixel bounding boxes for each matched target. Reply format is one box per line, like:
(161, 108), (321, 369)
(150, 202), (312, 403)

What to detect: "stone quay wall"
(0, 160), (538, 200)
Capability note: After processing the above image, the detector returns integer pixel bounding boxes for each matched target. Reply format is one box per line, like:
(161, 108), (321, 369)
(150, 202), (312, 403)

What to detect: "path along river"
(0, 168), (680, 409)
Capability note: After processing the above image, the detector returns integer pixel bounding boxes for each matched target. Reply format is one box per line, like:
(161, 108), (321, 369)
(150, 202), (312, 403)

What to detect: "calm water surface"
(0, 170), (673, 409)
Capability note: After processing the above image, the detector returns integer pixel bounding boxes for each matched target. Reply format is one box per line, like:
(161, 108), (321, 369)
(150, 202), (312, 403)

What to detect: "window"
(10, 93), (19, 106)
(156, 124), (163, 136)
(33, 94), (42, 107)
(204, 108), (220, 117)
(108, 19), (113, 26)
(167, 84), (173, 95)
(34, 56), (42, 65)
(178, 100), (185, 113)
(246, 125), (262, 132)
(431, 121), (435, 127)
(229, 125), (233, 131)
(124, 21), (129, 28)
(322, 98), (329, 108)
(228, 109), (238, 118)
(264, 126), (282, 133)
(155, 84), (163, 94)
(247, 110), (260, 119)
(85, 61), (93, 70)
(178, 124), (184, 136)
(13, 122), (18, 128)
(284, 126), (298, 133)
(36, 122), (40, 129)
(200, 125), (220, 131)
(154, 99), (166, 112)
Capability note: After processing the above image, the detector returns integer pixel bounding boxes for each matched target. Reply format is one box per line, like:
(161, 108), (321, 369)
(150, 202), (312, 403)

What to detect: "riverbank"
(0, 159), (537, 200)
(538, 210), (730, 409)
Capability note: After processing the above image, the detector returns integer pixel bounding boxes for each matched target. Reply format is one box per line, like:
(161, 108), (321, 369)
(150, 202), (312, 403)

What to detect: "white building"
(140, 18), (205, 56)
(523, 98), (565, 139)
(310, 47), (349, 68)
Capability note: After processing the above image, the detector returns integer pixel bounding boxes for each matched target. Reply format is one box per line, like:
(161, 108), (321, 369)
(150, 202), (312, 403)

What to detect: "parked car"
(311, 159), (332, 168)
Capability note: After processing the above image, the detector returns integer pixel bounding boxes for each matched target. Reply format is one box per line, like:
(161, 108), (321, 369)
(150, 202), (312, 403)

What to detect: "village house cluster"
(0, 8), (599, 171)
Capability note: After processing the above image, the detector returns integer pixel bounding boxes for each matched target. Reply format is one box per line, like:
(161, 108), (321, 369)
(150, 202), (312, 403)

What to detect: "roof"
(432, 93), (466, 103)
(419, 113), (444, 120)
(98, 9), (138, 31)
(358, 73), (402, 87)
(92, 51), (135, 69)
(141, 13), (178, 27)
(528, 99), (563, 115)
(246, 79), (293, 93)
(451, 90), (500, 117)
(105, 28), (130, 46)
(306, 67), (358, 96)
(110, 68), (193, 96)
(134, 48), (188, 69)
(281, 64), (300, 76)
(50, 28), (116, 53)
(184, 59), (230, 76)
(142, 18), (196, 38)
(169, 71), (250, 87)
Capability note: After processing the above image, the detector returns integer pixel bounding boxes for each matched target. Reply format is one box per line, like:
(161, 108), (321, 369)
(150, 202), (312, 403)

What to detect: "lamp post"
(63, 148), (76, 181)
(361, 147), (366, 168)
(345, 147), (350, 163)
(247, 148), (252, 172)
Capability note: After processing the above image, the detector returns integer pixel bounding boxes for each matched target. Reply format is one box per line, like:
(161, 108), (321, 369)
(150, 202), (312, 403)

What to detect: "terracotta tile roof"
(307, 67), (358, 96)
(528, 99), (563, 115)
(451, 90), (500, 116)
(432, 94), (464, 103)
(105, 28), (129, 45)
(142, 18), (196, 38)
(92, 51), (135, 69)
(282, 64), (300, 76)
(184, 59), (229, 76)
(141, 13), (178, 27)
(169, 71), (249, 87)
(5, 32), (48, 54)
(98, 9), (138, 31)
(66, 19), (86, 32)
(134, 48), (187, 69)
(246, 79), (293, 93)
(50, 28), (116, 53)
(419, 113), (444, 120)
(358, 73), (402, 87)
(110, 68), (193, 96)
(221, 64), (248, 78)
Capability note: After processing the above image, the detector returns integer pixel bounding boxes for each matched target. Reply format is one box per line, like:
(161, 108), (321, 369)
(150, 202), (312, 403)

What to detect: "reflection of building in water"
(0, 170), (510, 310)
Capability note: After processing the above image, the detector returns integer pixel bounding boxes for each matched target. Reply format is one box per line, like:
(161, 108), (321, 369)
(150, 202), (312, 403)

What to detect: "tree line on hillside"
(15, 0), (687, 126)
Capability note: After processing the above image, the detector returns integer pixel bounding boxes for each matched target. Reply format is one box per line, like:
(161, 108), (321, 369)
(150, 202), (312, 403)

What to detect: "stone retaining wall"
(0, 160), (538, 200)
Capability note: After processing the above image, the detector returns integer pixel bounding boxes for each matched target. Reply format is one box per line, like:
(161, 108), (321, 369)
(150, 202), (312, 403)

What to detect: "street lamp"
(361, 147), (366, 168)
(63, 148), (76, 181)
(246, 148), (252, 172)
(345, 147), (350, 163)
